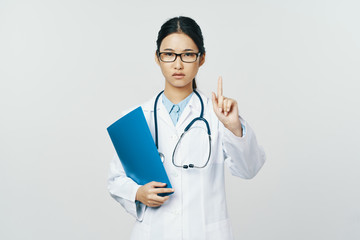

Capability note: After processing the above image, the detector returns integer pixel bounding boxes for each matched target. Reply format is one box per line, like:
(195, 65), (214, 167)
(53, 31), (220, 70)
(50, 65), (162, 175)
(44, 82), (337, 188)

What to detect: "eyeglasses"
(157, 52), (201, 63)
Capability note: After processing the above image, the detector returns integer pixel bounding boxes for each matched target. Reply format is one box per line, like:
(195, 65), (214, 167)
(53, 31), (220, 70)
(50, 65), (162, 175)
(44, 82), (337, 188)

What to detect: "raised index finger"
(217, 76), (223, 97)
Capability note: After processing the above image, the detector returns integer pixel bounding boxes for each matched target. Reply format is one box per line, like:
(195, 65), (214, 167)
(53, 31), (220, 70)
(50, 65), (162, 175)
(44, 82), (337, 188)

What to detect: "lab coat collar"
(142, 90), (208, 113)
(142, 90), (209, 129)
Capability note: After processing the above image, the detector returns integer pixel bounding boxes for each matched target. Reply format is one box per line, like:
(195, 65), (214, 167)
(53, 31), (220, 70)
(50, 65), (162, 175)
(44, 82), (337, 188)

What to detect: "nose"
(174, 55), (184, 69)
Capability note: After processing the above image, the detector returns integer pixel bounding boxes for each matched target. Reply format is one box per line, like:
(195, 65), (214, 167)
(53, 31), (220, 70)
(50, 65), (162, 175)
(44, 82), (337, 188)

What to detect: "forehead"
(160, 33), (198, 51)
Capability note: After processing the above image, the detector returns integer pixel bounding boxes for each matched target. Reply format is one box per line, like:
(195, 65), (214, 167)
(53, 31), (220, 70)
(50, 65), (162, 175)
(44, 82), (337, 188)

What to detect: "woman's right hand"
(135, 181), (174, 207)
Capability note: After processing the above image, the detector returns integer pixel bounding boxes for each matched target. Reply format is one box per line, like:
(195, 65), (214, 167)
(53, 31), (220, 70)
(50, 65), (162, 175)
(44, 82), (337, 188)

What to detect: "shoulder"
(120, 94), (157, 116)
(141, 95), (157, 113)
(195, 89), (216, 117)
(191, 89), (211, 110)
(196, 89), (210, 103)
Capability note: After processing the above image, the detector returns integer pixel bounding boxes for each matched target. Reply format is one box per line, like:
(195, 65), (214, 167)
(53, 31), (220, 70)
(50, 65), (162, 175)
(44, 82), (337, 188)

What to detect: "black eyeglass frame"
(157, 51), (202, 63)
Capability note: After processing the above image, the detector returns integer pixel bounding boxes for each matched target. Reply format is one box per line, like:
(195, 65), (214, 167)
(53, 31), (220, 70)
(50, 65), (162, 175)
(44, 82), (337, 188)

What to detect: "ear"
(199, 53), (206, 67)
(155, 51), (160, 66)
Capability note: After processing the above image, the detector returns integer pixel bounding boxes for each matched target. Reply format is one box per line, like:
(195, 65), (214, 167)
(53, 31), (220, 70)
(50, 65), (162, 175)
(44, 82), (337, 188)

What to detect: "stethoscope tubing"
(153, 90), (212, 169)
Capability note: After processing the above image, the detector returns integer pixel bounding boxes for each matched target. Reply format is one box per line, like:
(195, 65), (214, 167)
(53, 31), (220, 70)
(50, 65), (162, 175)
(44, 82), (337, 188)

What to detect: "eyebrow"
(162, 48), (196, 52)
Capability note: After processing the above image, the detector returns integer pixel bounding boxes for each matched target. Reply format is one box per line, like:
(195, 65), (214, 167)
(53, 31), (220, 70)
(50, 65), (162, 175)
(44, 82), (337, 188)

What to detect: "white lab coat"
(108, 90), (266, 240)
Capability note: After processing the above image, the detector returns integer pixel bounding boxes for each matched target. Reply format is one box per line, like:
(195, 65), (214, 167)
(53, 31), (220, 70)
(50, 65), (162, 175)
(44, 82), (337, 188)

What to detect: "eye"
(163, 52), (175, 56)
(184, 53), (196, 57)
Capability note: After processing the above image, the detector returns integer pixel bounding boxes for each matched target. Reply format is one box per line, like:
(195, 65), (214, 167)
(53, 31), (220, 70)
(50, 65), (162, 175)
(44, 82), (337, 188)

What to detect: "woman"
(108, 16), (265, 240)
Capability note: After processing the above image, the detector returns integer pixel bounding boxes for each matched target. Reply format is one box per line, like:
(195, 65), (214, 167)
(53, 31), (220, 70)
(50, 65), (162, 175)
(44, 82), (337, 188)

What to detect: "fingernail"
(218, 108), (222, 112)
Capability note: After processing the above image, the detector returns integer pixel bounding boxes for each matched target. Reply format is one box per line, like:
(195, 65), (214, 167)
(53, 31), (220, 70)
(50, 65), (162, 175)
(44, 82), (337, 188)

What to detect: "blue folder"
(107, 106), (173, 195)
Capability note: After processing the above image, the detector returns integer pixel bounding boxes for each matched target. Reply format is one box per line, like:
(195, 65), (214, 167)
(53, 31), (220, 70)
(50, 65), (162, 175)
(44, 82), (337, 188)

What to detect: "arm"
(212, 76), (266, 179)
(107, 154), (147, 221)
(221, 117), (266, 179)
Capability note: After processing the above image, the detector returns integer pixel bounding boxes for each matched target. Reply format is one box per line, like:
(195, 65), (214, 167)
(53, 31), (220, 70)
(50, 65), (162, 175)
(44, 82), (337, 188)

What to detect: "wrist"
(224, 121), (243, 137)
(135, 185), (142, 202)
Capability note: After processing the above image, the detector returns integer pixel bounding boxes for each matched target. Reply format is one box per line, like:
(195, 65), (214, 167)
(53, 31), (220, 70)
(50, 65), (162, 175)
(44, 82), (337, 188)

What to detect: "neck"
(164, 82), (194, 104)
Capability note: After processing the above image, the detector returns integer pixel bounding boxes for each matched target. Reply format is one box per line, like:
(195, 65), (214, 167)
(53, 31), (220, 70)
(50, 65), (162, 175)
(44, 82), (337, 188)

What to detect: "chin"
(167, 79), (192, 89)
(172, 82), (193, 89)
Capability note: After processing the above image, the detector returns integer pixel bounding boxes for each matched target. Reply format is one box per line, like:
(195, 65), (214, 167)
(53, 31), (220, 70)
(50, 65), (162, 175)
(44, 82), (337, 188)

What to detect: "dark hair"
(156, 16), (205, 90)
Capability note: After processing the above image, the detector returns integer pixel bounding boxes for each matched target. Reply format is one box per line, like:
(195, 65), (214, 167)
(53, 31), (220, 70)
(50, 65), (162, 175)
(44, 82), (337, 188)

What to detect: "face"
(155, 32), (205, 90)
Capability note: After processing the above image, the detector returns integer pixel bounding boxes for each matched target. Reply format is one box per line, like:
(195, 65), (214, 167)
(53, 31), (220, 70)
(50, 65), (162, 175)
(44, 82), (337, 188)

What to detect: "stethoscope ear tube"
(184, 117), (211, 135)
(171, 124), (212, 169)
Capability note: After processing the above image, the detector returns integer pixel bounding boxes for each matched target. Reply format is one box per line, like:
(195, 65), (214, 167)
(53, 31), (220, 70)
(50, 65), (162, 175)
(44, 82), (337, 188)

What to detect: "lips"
(172, 73), (185, 76)
(172, 73), (185, 79)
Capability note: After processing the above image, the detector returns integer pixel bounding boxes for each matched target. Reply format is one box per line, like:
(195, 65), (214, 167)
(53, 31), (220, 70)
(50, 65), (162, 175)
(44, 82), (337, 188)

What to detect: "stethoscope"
(154, 90), (212, 169)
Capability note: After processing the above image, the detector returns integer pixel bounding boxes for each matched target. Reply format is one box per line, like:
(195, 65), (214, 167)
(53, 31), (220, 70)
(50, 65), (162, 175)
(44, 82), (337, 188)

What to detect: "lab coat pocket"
(205, 218), (233, 240)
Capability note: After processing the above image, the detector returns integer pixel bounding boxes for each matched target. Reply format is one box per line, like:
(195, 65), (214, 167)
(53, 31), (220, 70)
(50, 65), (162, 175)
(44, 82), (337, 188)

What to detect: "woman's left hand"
(211, 76), (243, 137)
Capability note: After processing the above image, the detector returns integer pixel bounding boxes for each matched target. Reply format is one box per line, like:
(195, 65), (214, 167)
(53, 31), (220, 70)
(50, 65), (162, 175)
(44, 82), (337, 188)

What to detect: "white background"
(1, 0), (359, 239)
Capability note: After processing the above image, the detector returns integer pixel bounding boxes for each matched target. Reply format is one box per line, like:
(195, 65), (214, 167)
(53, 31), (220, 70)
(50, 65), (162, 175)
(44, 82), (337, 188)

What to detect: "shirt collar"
(162, 92), (194, 114)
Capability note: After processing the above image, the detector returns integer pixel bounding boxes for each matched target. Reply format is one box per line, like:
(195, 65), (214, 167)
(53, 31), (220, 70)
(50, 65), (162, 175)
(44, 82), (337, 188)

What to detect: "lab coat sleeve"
(107, 154), (147, 221)
(222, 116), (266, 179)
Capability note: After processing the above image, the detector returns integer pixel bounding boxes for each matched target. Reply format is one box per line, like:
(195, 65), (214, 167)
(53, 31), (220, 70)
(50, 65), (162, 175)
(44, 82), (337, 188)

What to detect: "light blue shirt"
(162, 92), (246, 136)
(162, 92), (194, 126)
